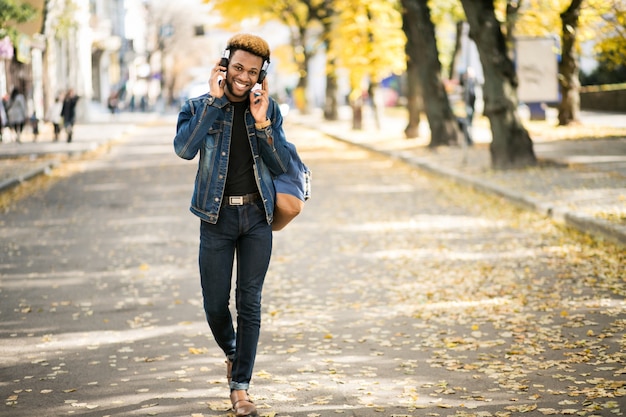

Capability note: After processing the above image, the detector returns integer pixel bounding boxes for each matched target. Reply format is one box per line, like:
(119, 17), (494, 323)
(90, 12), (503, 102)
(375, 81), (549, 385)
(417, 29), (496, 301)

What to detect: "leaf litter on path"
(1, 122), (624, 416)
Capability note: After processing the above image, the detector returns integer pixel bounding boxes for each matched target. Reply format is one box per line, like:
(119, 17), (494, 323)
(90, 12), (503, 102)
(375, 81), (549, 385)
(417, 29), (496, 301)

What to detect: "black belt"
(222, 192), (260, 206)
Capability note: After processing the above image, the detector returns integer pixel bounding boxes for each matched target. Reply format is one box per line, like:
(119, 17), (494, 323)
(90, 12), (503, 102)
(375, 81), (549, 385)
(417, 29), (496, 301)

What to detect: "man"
(6, 87), (27, 143)
(173, 34), (291, 417)
(61, 89), (79, 143)
(462, 67), (477, 126)
(460, 67), (477, 146)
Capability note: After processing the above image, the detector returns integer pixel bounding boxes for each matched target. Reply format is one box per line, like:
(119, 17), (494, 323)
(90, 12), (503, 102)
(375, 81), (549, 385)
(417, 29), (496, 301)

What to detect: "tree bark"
(293, 65), (310, 114)
(449, 21), (464, 81)
(403, 21), (423, 138)
(351, 90), (364, 130)
(324, 68), (339, 120)
(459, 0), (536, 169)
(368, 81), (383, 130)
(558, 0), (583, 126)
(404, 67), (424, 138)
(320, 5), (339, 120)
(401, 0), (458, 147)
(505, 0), (522, 49)
(288, 26), (311, 114)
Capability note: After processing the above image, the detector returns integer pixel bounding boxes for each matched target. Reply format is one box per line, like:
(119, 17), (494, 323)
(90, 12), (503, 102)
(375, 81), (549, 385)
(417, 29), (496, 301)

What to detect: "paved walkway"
(1, 107), (625, 246)
(1, 117), (624, 417)
(0, 111), (158, 191)
(290, 107), (626, 246)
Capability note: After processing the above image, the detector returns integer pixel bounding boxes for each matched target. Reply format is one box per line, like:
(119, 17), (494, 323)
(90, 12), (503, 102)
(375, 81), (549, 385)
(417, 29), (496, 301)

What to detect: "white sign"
(515, 37), (559, 103)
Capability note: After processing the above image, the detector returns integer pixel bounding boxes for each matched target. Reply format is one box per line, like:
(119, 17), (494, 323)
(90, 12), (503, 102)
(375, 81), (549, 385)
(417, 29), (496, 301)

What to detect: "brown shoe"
(230, 389), (258, 417)
(226, 359), (233, 385)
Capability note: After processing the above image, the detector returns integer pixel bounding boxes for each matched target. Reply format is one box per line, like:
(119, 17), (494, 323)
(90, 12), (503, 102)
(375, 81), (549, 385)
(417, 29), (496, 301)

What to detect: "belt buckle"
(229, 196), (244, 205)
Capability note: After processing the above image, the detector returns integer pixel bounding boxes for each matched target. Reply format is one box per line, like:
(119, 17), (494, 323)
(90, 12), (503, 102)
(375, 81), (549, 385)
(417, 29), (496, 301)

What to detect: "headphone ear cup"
(257, 60), (269, 83)
(219, 57), (228, 67)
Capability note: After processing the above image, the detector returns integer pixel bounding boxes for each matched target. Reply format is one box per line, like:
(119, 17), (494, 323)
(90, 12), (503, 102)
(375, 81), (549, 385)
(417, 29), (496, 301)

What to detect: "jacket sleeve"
(256, 99), (292, 176)
(174, 95), (223, 160)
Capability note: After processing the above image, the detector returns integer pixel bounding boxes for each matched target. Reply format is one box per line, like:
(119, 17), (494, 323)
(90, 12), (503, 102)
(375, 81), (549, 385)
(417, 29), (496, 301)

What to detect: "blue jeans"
(198, 200), (272, 391)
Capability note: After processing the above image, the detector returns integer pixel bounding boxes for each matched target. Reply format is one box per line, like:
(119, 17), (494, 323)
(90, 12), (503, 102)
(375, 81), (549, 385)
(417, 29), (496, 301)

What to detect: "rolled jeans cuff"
(230, 381), (250, 391)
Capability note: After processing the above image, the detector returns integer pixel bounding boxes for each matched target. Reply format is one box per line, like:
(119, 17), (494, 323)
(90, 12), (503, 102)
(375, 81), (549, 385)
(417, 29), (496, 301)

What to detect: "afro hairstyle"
(226, 33), (271, 62)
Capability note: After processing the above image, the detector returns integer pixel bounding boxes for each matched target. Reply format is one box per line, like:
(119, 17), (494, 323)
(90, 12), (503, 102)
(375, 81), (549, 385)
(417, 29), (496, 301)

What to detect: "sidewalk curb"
(0, 143), (108, 194)
(564, 212), (626, 246)
(0, 122), (142, 195)
(306, 123), (626, 246)
(0, 161), (60, 193)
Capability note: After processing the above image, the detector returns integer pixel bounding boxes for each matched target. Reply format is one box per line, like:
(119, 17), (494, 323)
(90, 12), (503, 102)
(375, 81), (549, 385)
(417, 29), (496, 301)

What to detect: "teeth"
(235, 81), (247, 89)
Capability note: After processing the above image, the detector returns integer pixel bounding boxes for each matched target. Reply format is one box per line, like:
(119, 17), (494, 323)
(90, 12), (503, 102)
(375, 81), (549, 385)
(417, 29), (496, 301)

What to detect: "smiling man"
(174, 33), (292, 417)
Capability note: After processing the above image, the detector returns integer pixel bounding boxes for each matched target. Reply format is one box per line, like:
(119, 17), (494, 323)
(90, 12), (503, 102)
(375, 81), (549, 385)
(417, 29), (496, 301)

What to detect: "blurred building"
(1, 0), (294, 121)
(1, 0), (46, 119)
(1, 0), (153, 122)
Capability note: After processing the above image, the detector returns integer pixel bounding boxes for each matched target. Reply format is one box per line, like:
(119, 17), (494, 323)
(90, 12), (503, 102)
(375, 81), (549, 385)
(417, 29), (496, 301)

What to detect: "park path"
(1, 116), (624, 416)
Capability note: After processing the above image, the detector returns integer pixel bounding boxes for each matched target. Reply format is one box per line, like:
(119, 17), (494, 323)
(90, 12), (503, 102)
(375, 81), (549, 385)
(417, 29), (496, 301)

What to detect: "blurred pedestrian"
(460, 67), (477, 146)
(6, 87), (27, 143)
(174, 33), (291, 417)
(46, 95), (63, 142)
(107, 90), (119, 114)
(462, 67), (477, 126)
(30, 112), (39, 142)
(61, 89), (79, 143)
(0, 95), (7, 143)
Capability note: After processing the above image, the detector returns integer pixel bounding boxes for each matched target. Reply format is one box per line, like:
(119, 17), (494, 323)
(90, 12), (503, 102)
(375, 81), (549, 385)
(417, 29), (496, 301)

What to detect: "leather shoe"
(230, 389), (258, 417)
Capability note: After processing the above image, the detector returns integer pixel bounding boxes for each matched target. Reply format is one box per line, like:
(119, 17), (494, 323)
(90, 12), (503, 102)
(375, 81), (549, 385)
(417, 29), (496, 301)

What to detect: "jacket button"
(214, 197), (219, 202)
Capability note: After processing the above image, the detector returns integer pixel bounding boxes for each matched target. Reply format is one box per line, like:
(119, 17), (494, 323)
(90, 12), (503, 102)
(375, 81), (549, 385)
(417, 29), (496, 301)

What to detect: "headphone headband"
(224, 46), (269, 64)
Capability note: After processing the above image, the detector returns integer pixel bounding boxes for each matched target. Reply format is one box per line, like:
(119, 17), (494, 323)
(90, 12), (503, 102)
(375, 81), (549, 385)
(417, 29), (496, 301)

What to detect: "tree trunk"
(324, 66), (339, 120)
(558, 0), (583, 126)
(368, 81), (383, 130)
(321, 17), (339, 121)
(351, 90), (364, 130)
(404, 69), (423, 138)
(459, 0), (536, 169)
(294, 73), (309, 114)
(401, 0), (458, 147)
(505, 0), (521, 50)
(290, 27), (311, 114)
(404, 24), (423, 138)
(449, 21), (464, 81)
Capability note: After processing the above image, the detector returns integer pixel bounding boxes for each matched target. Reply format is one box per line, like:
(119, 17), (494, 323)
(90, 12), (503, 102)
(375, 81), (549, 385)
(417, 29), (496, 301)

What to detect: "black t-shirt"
(224, 100), (257, 195)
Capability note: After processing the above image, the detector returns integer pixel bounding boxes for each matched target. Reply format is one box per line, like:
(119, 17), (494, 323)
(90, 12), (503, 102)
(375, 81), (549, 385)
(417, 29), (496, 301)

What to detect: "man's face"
(224, 49), (264, 102)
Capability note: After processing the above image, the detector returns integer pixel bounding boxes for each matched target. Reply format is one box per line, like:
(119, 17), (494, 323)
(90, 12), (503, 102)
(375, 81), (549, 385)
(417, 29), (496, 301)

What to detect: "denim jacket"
(174, 93), (291, 225)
